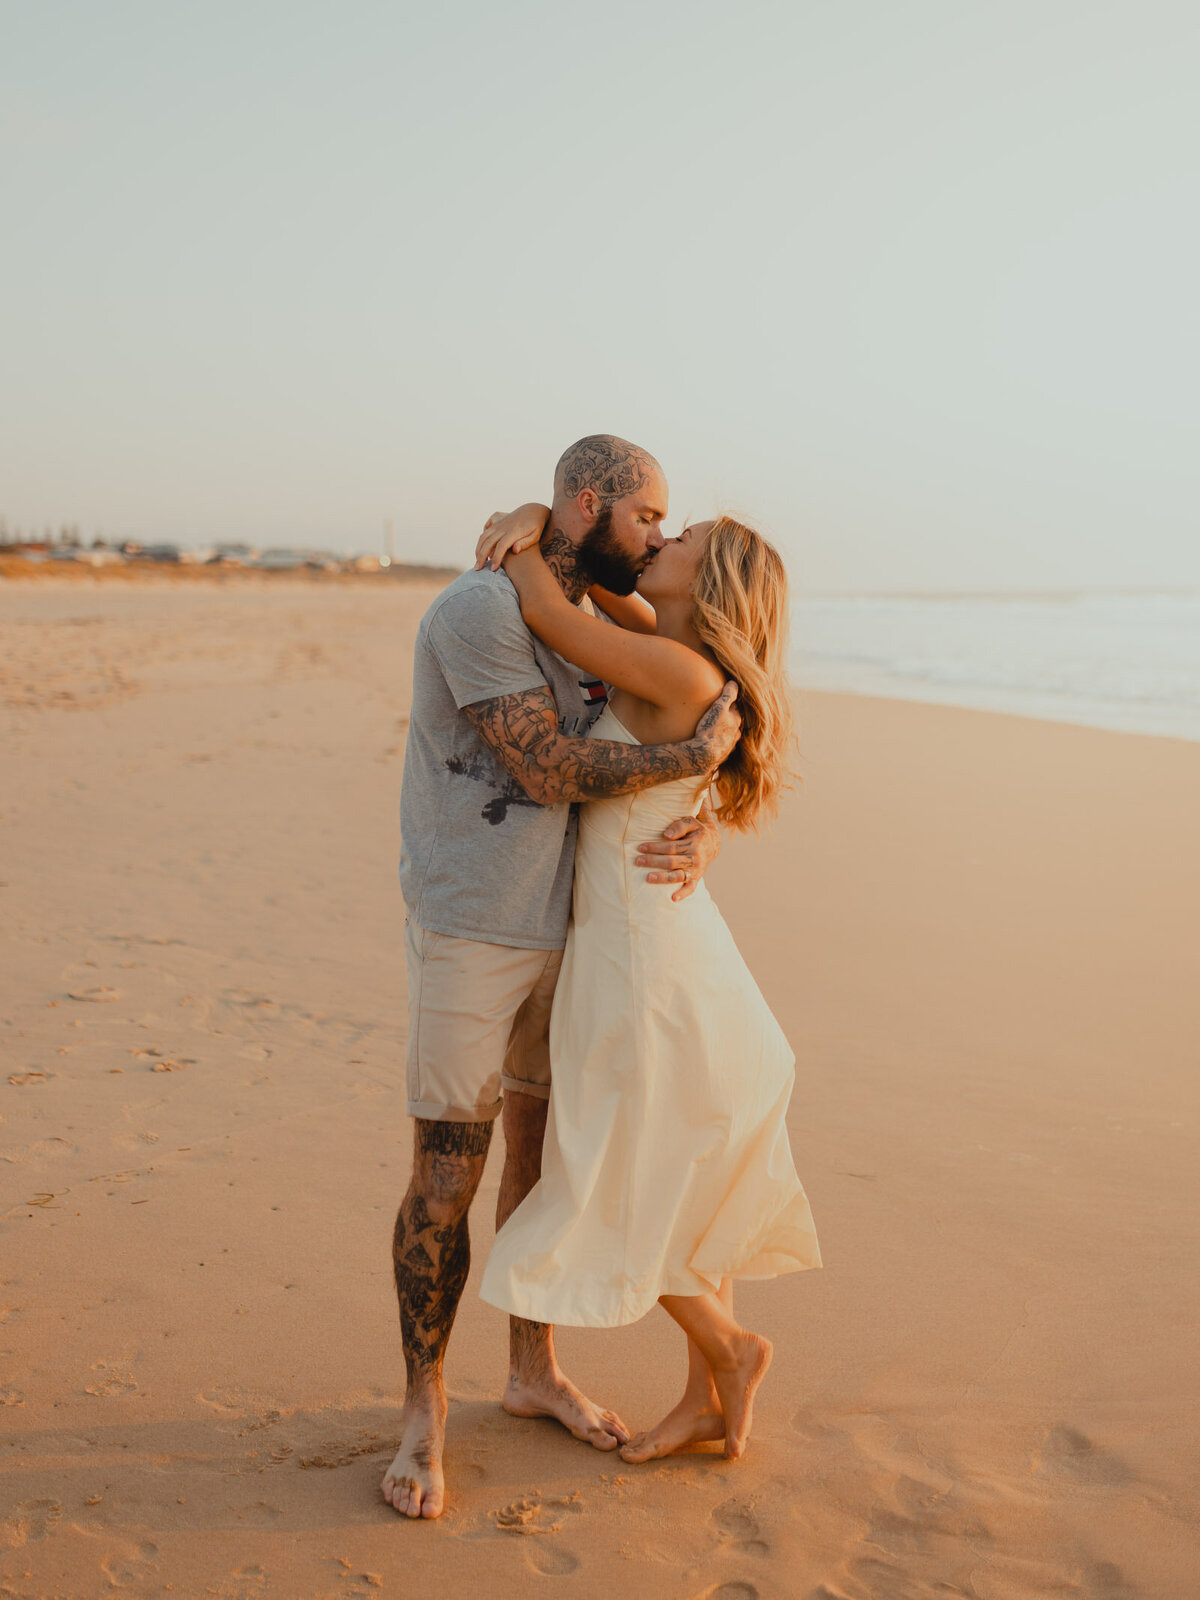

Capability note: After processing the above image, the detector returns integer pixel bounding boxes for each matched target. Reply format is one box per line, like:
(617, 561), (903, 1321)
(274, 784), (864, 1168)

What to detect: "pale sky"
(2, 1), (1197, 591)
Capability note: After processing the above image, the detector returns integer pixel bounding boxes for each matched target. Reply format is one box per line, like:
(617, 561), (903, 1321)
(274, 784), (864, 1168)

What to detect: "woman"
(476, 505), (821, 1464)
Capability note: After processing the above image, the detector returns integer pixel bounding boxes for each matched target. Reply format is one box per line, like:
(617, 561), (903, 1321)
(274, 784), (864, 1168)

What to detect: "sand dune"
(1, 575), (1197, 1598)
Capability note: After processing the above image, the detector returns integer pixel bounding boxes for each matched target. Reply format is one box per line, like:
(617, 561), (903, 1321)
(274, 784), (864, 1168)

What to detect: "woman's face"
(636, 519), (715, 603)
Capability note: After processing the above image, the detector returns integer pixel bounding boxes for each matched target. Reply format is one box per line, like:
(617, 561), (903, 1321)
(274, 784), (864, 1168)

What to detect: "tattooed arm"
(463, 683), (740, 806)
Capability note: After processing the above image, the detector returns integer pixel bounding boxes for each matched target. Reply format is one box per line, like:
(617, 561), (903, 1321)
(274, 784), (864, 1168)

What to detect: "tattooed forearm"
(464, 687), (711, 806)
(552, 731), (703, 800)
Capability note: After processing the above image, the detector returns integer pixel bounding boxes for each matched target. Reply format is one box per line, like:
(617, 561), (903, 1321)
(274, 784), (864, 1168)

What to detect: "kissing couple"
(384, 434), (821, 1519)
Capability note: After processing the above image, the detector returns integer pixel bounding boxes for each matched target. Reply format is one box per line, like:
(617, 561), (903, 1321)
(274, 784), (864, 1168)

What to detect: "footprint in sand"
(237, 1408), (283, 1436)
(710, 1497), (768, 1557)
(703, 1585), (760, 1600)
(84, 1361), (139, 1398)
(224, 989), (279, 1014)
(490, 1490), (584, 1537)
(711, 1497), (759, 1540)
(200, 1387), (252, 1415)
(2, 1498), (61, 1548)
(492, 1495), (559, 1532)
(1036, 1424), (1130, 1487)
(29, 1136), (77, 1160)
(68, 986), (121, 1003)
(101, 1541), (159, 1586)
(296, 1430), (390, 1470)
(1085, 1560), (1139, 1600)
(525, 1541), (581, 1576)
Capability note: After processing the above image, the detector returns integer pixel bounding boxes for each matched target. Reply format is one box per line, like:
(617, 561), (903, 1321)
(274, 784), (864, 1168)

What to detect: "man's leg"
(496, 1089), (628, 1449)
(381, 1117), (493, 1518)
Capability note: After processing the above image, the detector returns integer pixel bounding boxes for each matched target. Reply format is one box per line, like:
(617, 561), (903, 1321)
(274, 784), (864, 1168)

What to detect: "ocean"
(790, 591), (1200, 743)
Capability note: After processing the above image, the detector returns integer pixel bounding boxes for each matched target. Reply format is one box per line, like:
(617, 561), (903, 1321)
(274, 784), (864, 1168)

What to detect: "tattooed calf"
(392, 1121), (494, 1381)
(393, 1196), (471, 1378)
(417, 1118), (494, 1207)
(417, 1120), (493, 1158)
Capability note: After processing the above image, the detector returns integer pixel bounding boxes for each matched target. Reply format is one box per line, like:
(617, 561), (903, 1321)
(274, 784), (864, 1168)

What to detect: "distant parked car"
(255, 549), (307, 571)
(208, 543), (258, 566)
(142, 544), (181, 563)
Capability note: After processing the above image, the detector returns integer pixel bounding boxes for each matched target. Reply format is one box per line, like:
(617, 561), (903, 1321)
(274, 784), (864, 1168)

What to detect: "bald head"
(548, 433), (668, 595)
(553, 434), (663, 509)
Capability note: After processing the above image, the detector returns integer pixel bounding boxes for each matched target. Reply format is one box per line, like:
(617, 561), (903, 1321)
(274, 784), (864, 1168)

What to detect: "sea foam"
(791, 591), (1200, 742)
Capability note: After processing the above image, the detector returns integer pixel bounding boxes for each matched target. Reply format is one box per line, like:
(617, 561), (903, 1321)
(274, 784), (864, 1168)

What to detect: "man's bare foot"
(381, 1386), (447, 1519)
(504, 1369), (629, 1450)
(710, 1331), (772, 1460)
(619, 1391), (725, 1463)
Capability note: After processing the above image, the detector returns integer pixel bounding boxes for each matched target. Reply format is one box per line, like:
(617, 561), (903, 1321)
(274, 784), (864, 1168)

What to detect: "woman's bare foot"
(620, 1393), (725, 1463)
(710, 1331), (772, 1460)
(381, 1385), (447, 1519)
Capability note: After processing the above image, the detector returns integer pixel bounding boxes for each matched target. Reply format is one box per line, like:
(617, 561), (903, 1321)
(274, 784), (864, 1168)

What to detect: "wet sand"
(2, 574), (1197, 1598)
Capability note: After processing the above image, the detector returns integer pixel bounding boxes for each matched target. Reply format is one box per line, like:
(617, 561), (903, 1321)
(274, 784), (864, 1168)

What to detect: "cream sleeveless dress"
(479, 704), (821, 1327)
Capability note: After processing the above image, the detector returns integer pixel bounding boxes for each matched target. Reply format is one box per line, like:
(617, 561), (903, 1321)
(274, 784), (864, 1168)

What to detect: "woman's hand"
(475, 502), (551, 571)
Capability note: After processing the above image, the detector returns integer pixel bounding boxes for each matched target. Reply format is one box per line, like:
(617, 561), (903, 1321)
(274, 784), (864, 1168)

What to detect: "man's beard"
(577, 505), (647, 595)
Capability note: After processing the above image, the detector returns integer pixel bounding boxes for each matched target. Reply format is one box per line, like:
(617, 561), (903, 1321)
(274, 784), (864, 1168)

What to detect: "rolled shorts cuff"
(406, 1096), (503, 1124)
(499, 1073), (551, 1102)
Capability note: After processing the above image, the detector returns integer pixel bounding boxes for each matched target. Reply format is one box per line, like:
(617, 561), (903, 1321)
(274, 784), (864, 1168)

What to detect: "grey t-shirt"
(399, 568), (610, 949)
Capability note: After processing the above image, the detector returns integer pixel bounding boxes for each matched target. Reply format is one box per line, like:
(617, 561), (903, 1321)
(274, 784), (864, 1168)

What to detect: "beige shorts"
(404, 920), (564, 1123)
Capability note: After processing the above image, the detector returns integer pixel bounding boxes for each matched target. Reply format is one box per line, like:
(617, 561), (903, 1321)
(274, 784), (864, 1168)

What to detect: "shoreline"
(8, 558), (1195, 747)
(790, 672), (1200, 746)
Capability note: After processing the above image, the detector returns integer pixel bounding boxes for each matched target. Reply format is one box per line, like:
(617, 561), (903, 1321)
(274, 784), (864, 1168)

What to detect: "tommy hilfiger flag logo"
(580, 680), (608, 704)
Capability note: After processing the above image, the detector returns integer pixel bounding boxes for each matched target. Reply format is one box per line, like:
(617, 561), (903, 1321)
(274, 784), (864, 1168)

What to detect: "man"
(382, 435), (741, 1519)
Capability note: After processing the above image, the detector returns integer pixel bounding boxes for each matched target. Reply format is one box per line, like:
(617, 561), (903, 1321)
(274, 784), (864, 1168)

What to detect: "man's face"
(578, 470), (668, 595)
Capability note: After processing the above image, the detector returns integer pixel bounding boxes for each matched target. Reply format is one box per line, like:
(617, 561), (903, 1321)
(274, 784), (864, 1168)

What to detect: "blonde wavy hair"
(691, 517), (794, 831)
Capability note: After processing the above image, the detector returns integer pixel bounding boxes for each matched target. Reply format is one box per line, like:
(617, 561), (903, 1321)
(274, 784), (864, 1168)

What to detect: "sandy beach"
(2, 572), (1197, 1600)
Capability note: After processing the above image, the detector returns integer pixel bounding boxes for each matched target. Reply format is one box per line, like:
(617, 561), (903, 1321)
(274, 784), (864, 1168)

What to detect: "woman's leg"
(654, 1282), (771, 1460)
(620, 1281), (768, 1463)
(620, 1286), (771, 1465)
